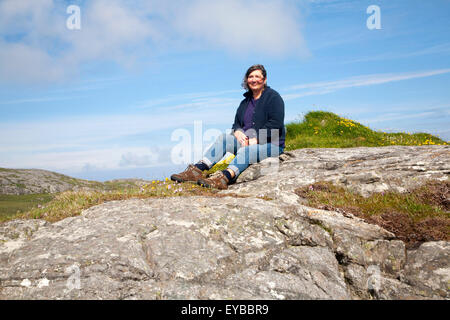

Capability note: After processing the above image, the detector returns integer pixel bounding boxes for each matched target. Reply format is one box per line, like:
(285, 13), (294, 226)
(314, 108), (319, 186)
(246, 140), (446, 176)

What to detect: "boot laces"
(209, 170), (224, 179)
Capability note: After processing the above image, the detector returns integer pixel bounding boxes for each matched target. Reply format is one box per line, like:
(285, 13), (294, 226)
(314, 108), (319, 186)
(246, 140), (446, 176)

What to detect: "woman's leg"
(171, 133), (241, 183)
(227, 143), (284, 178)
(200, 133), (239, 169)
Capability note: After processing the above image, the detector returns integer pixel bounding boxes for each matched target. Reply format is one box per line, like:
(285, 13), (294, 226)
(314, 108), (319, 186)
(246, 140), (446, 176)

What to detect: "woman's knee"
(236, 145), (259, 162)
(241, 144), (259, 152)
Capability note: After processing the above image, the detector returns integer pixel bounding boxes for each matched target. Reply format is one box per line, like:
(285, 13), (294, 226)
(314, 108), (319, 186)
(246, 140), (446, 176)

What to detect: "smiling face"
(247, 69), (267, 93)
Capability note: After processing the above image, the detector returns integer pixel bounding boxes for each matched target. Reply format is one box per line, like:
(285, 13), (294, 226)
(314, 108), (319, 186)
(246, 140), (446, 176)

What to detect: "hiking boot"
(170, 164), (204, 183)
(197, 171), (229, 190)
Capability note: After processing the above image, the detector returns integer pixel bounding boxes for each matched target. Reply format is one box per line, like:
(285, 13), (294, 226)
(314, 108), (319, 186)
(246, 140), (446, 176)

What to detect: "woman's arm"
(232, 100), (249, 146)
(258, 94), (285, 142)
(261, 94), (284, 130)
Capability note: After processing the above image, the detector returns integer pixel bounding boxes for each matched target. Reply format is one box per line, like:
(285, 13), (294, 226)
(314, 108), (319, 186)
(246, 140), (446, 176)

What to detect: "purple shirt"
(242, 98), (258, 138)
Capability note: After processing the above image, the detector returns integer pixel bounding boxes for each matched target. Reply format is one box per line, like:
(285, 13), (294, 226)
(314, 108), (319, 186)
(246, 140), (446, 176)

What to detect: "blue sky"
(0, 0), (449, 181)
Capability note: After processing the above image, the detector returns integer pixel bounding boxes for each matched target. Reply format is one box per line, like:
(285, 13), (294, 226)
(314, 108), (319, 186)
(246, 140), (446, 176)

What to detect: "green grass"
(14, 179), (245, 223)
(285, 111), (448, 150)
(295, 180), (449, 222)
(295, 180), (449, 247)
(0, 193), (55, 223)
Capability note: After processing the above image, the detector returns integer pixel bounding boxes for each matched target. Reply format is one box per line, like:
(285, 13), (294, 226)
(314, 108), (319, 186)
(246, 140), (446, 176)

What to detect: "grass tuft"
(285, 111), (448, 150)
(0, 194), (54, 223)
(295, 180), (449, 248)
(14, 180), (220, 223)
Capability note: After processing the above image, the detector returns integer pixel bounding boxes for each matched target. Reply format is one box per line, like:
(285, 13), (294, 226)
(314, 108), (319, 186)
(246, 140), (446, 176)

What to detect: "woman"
(170, 64), (285, 189)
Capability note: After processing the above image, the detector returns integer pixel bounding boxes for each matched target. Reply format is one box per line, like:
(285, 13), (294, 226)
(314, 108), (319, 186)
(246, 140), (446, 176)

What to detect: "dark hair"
(242, 64), (267, 91)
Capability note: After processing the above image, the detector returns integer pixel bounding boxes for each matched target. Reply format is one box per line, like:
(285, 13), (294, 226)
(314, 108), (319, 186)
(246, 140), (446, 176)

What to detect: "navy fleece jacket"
(232, 86), (285, 148)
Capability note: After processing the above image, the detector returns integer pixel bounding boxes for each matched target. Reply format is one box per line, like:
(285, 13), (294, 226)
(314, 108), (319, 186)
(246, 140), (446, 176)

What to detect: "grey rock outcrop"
(0, 146), (449, 299)
(0, 168), (95, 195)
(232, 145), (449, 199)
(0, 168), (149, 195)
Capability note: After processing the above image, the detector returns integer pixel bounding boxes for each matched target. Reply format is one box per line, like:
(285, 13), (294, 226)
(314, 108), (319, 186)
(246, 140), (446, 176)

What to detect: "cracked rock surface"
(0, 145), (449, 299)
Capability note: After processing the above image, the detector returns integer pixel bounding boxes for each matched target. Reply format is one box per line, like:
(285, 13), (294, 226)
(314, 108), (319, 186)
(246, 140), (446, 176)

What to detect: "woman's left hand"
(248, 138), (258, 145)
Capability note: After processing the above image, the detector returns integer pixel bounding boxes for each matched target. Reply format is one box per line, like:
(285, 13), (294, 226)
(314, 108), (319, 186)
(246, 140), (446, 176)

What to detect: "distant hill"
(0, 167), (149, 195)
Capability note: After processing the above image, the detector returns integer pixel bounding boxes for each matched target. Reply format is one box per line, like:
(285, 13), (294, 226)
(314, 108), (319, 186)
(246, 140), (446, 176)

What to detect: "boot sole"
(170, 175), (184, 183)
(171, 175), (199, 183)
(197, 179), (228, 190)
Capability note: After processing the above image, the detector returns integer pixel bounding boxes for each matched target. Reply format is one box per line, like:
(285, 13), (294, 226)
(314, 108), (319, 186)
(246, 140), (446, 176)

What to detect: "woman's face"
(247, 70), (266, 92)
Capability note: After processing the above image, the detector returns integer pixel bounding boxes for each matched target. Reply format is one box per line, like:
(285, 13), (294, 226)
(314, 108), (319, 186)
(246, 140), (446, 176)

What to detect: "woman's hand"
(234, 131), (249, 146)
(248, 137), (258, 145)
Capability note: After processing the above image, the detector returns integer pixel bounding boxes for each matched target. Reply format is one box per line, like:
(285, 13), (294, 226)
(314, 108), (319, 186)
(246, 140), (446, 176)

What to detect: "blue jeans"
(201, 133), (284, 179)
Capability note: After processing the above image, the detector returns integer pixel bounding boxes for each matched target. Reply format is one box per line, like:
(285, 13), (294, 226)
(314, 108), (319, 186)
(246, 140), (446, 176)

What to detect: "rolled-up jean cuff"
(201, 157), (213, 169)
(227, 165), (239, 177)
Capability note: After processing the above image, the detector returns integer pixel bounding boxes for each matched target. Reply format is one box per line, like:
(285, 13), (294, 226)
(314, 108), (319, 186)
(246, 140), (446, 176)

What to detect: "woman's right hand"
(234, 130), (249, 146)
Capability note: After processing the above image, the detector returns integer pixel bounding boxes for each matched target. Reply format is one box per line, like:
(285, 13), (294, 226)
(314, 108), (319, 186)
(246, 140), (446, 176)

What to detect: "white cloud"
(0, 114), (226, 172)
(0, 114), (183, 152)
(64, 0), (159, 64)
(0, 0), (308, 84)
(173, 0), (308, 57)
(0, 0), (56, 32)
(282, 68), (450, 100)
(0, 103), (234, 155)
(305, 0), (360, 10)
(136, 89), (241, 109)
(359, 111), (440, 124)
(119, 150), (159, 167)
(0, 94), (81, 105)
(0, 146), (158, 172)
(0, 40), (66, 83)
(158, 97), (239, 112)
(343, 42), (450, 64)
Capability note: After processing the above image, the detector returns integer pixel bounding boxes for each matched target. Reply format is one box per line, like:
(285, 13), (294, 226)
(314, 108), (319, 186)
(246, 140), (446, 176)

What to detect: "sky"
(0, 0), (449, 182)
